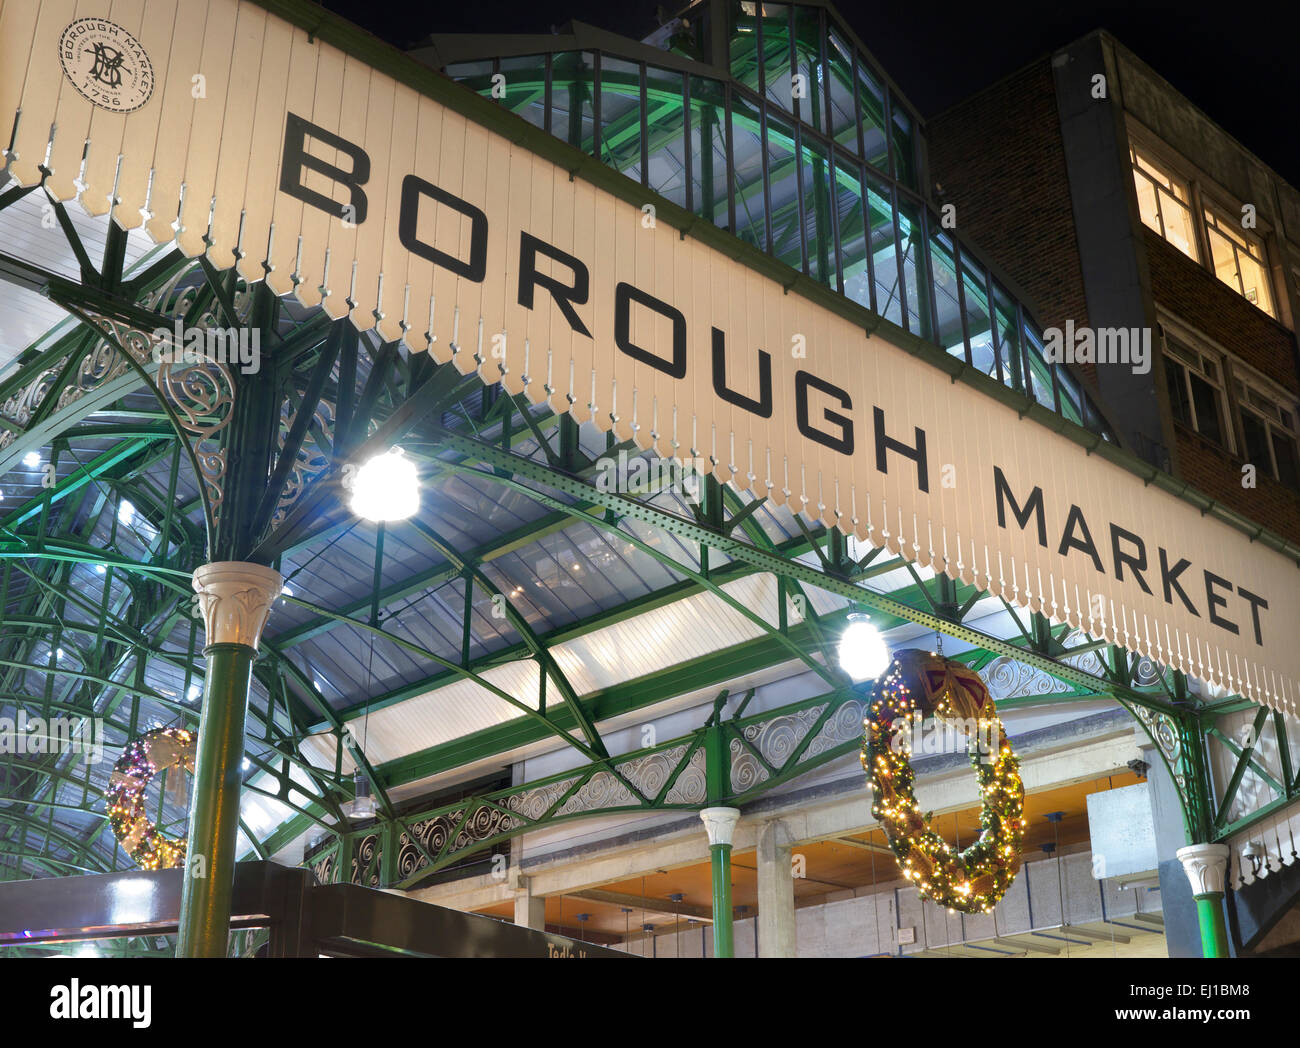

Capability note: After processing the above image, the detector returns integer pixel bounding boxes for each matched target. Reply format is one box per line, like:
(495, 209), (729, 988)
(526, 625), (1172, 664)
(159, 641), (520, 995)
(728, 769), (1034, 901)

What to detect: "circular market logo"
(58, 18), (154, 113)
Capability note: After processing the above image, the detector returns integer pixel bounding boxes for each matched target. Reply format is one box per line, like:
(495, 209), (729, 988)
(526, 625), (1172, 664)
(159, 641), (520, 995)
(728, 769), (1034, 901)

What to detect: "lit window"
(1130, 146), (1199, 261)
(1162, 332), (1228, 449)
(1235, 375), (1299, 487)
(1203, 205), (1276, 318)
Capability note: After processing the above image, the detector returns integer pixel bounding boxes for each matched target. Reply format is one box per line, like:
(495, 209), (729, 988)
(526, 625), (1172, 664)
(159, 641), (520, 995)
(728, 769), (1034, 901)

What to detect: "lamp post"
(700, 806), (740, 958)
(1176, 843), (1231, 958)
(177, 561), (282, 958)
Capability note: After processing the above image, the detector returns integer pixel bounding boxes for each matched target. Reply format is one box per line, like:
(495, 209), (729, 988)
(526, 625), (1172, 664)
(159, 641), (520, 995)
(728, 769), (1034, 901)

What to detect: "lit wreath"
(106, 727), (195, 871)
(861, 650), (1025, 913)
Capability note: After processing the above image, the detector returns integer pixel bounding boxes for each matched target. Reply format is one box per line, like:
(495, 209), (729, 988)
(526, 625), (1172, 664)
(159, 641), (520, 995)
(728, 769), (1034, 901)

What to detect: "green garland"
(861, 652), (1025, 913)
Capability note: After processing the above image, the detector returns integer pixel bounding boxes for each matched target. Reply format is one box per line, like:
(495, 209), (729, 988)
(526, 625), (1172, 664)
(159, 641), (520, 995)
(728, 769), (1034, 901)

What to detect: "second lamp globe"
(349, 447), (420, 522)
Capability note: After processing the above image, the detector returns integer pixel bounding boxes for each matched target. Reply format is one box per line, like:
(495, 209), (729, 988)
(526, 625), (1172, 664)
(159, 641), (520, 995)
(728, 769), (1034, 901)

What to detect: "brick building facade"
(929, 31), (1300, 544)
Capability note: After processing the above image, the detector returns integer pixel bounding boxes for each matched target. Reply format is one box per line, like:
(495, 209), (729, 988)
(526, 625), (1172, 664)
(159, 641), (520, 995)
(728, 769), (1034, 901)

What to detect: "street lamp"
(838, 613), (890, 682)
(349, 447), (420, 521)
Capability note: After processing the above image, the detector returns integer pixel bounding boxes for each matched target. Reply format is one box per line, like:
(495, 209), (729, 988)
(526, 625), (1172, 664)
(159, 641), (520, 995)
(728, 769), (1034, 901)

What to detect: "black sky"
(317, 0), (1300, 186)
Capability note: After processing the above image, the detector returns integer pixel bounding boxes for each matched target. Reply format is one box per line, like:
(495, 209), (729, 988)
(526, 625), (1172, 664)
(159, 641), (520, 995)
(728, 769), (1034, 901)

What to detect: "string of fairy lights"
(105, 727), (195, 871)
(861, 650), (1026, 914)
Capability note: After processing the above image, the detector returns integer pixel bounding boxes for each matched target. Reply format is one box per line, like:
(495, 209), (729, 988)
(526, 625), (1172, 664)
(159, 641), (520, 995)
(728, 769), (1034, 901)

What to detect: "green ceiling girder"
(1, 438), (163, 531)
(0, 358), (169, 479)
(0, 540), (191, 588)
(382, 676), (873, 890)
(0, 680), (347, 816)
(289, 523), (928, 739)
(409, 518), (610, 759)
(262, 600), (1127, 858)
(425, 424), (1177, 711)
(376, 609), (858, 787)
(0, 810), (116, 873)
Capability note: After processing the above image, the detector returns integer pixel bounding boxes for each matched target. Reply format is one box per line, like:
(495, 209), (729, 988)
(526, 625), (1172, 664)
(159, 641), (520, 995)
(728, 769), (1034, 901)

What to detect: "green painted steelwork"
(1194, 893), (1230, 958)
(177, 642), (258, 958)
(709, 841), (735, 958)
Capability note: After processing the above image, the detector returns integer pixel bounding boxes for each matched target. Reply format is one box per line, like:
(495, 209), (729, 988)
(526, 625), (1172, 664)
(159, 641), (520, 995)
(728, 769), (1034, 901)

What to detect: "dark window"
(1272, 429), (1300, 488)
(1165, 356), (1193, 427)
(1164, 336), (1226, 448)
(1189, 370), (1224, 446)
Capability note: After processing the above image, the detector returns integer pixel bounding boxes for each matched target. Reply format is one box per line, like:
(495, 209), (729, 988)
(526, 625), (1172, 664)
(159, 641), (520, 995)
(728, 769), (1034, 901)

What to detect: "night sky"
(316, 0), (1300, 187)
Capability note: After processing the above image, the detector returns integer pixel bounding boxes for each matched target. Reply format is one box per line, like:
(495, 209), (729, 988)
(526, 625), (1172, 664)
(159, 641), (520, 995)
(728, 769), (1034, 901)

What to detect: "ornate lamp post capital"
(700, 806), (741, 847)
(192, 561), (283, 650)
(1176, 842), (1230, 897)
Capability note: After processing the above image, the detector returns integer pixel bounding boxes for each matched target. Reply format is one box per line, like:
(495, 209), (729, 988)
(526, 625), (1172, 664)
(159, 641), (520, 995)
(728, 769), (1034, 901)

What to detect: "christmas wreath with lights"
(861, 649), (1025, 913)
(106, 727), (195, 871)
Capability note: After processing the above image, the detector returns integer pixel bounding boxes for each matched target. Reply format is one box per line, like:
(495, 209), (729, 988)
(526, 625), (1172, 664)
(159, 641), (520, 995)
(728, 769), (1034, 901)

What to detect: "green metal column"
(1176, 843), (1231, 958)
(1193, 893), (1230, 958)
(701, 720), (739, 957)
(177, 643), (255, 957)
(177, 561), (282, 958)
(710, 837), (735, 956)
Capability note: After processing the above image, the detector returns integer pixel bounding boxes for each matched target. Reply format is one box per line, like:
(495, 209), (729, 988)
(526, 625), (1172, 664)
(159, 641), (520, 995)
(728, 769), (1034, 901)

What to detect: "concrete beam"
(569, 887), (715, 921)
(403, 724), (1141, 913)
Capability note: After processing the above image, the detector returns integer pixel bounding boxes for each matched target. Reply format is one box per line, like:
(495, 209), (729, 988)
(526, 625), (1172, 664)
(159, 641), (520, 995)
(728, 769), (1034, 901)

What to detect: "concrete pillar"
(1177, 843), (1231, 958)
(757, 819), (796, 957)
(512, 873), (546, 931)
(514, 893), (546, 930)
(178, 561), (282, 958)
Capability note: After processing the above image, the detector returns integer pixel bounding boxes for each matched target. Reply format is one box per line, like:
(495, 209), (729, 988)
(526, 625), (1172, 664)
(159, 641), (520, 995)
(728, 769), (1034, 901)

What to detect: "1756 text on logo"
(57, 18), (155, 114)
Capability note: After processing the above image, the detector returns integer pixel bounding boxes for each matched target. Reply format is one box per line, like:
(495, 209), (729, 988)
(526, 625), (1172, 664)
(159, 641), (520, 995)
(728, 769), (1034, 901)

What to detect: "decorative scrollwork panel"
(271, 396), (336, 528)
(796, 700), (865, 763)
(554, 771), (640, 816)
(506, 777), (579, 821)
(68, 308), (235, 525)
(396, 805), (520, 880)
(664, 748), (707, 805)
(349, 832), (380, 886)
(310, 849), (336, 885)
(730, 737), (770, 792)
(616, 744), (689, 800)
(743, 704), (825, 766)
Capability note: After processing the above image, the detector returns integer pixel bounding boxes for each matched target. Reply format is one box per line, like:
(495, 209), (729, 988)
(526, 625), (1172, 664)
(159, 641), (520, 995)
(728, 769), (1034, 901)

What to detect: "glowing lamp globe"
(838, 614), (890, 682)
(349, 448), (420, 522)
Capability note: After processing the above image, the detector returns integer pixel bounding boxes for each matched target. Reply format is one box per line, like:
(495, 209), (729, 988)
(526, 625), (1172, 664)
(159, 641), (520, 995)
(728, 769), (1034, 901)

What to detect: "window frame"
(1158, 312), (1300, 487)
(1158, 319), (1233, 454)
(1233, 368), (1300, 487)
(1201, 200), (1277, 318)
(1127, 128), (1283, 324)
(1129, 143), (1199, 263)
